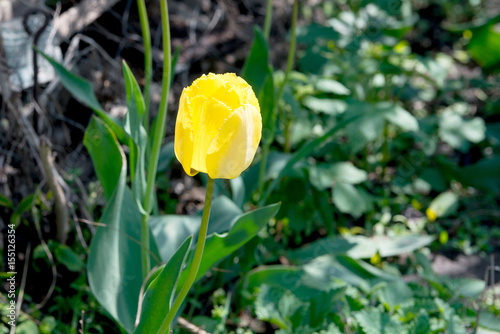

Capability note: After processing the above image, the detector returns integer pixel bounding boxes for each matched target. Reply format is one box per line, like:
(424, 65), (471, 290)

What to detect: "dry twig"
(40, 136), (69, 243)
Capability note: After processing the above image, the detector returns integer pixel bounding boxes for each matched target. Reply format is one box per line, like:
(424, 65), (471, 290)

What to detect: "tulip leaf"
(259, 65), (276, 146)
(230, 176), (246, 208)
(149, 202), (281, 293)
(122, 61), (148, 213)
(178, 202), (281, 286)
(39, 51), (127, 143)
(134, 235), (193, 334)
(241, 26), (270, 95)
(84, 117), (124, 200)
(149, 196), (243, 262)
(86, 116), (157, 333)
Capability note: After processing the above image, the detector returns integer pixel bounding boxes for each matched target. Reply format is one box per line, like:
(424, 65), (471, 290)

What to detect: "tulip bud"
(174, 73), (262, 179)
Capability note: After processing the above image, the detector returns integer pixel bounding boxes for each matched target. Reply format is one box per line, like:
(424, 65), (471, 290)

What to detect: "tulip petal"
(174, 90), (204, 176)
(220, 73), (260, 110)
(206, 104), (262, 179)
(191, 98), (234, 173)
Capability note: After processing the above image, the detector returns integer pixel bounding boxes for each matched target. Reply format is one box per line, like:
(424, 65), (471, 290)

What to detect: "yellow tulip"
(174, 73), (262, 179)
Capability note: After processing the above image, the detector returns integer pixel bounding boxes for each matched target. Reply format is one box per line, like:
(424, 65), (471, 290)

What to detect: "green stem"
(139, 0), (171, 279)
(140, 213), (150, 279)
(159, 177), (215, 333)
(284, 116), (292, 153)
(257, 144), (269, 196)
(136, 0), (153, 131)
(257, 0), (298, 200)
(263, 0), (273, 41)
(276, 0), (298, 104)
(143, 0), (171, 215)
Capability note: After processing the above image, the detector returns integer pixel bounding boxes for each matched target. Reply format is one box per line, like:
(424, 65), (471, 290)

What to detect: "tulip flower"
(174, 73), (262, 179)
(161, 73), (261, 333)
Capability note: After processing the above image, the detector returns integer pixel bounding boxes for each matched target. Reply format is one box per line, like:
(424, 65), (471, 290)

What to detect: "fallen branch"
(55, 0), (120, 40)
(40, 136), (68, 243)
(177, 317), (211, 334)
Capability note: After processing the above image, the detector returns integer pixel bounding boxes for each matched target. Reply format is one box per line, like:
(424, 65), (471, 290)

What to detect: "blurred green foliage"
(4, 0), (500, 333)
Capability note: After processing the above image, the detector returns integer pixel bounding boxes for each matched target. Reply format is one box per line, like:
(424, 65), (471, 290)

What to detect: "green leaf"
(86, 117), (155, 332)
(288, 235), (434, 263)
(134, 236), (193, 333)
(88, 188), (146, 332)
(84, 117), (124, 201)
(303, 97), (348, 115)
(122, 61), (148, 213)
(309, 162), (367, 190)
(467, 18), (500, 70)
(230, 176), (245, 208)
(178, 202), (281, 286)
(377, 280), (414, 312)
(39, 316), (57, 334)
(332, 182), (372, 218)
(381, 102), (419, 132)
(453, 157), (500, 193)
(260, 65), (276, 146)
(302, 255), (398, 292)
(157, 142), (175, 173)
(259, 115), (361, 205)
(315, 79), (350, 95)
(0, 194), (13, 209)
(354, 307), (403, 334)
(255, 285), (306, 331)
(243, 265), (303, 293)
(39, 51), (127, 142)
(11, 194), (34, 226)
(439, 111), (486, 152)
(444, 277), (485, 299)
(408, 310), (431, 334)
(427, 191), (459, 219)
(479, 311), (500, 332)
(150, 196), (243, 262)
(435, 298), (467, 334)
(54, 243), (85, 272)
(241, 27), (270, 95)
(345, 101), (418, 152)
(16, 320), (39, 334)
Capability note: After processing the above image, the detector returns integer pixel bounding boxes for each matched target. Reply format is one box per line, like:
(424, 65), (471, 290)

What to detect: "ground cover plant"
(0, 0), (499, 333)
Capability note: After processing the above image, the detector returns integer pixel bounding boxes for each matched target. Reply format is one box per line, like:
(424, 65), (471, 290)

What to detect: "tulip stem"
(263, 0), (273, 41)
(143, 0), (171, 215)
(140, 0), (171, 279)
(136, 0), (152, 131)
(257, 0), (298, 201)
(140, 213), (150, 279)
(159, 177), (215, 333)
(276, 0), (298, 104)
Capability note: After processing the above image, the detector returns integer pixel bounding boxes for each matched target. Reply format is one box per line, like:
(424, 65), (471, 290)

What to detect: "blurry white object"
(0, 2), (62, 92)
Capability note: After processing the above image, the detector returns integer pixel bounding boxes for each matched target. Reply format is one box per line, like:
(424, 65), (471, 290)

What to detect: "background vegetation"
(1, 0), (499, 333)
